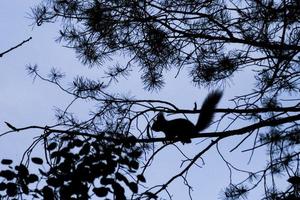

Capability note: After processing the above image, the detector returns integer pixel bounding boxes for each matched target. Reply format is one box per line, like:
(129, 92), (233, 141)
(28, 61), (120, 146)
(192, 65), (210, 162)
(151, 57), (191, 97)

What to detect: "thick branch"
(3, 113), (300, 143)
(138, 113), (300, 142)
(160, 106), (300, 114)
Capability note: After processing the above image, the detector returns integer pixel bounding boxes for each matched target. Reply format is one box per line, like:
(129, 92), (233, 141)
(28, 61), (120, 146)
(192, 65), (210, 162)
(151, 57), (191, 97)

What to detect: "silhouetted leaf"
(47, 177), (63, 188)
(137, 174), (146, 183)
(106, 162), (117, 174)
(32, 157), (43, 165)
(116, 172), (128, 184)
(6, 182), (17, 197)
(42, 186), (54, 200)
(1, 159), (13, 165)
(67, 141), (75, 149)
(21, 181), (29, 194)
(16, 164), (29, 177)
(288, 176), (300, 185)
(125, 136), (137, 147)
(91, 141), (101, 152)
(50, 150), (60, 158)
(112, 182), (125, 200)
(47, 142), (57, 151)
(130, 160), (139, 170)
(56, 162), (71, 174)
(73, 139), (84, 147)
(90, 162), (105, 177)
(59, 185), (72, 199)
(93, 187), (109, 197)
(128, 150), (142, 159)
(0, 170), (15, 180)
(79, 144), (90, 155)
(50, 151), (61, 164)
(77, 165), (90, 180)
(119, 157), (130, 165)
(59, 147), (71, 156)
(0, 182), (6, 191)
(27, 174), (39, 183)
(61, 152), (75, 160)
(101, 177), (114, 185)
(128, 182), (138, 193)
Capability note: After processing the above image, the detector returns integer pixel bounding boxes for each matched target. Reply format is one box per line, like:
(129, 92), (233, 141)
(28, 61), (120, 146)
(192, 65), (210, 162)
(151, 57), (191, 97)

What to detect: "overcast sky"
(0, 1), (277, 199)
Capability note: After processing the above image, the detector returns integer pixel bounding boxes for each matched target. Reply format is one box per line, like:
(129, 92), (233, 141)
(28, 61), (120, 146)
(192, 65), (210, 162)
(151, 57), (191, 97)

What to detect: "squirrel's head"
(151, 112), (166, 131)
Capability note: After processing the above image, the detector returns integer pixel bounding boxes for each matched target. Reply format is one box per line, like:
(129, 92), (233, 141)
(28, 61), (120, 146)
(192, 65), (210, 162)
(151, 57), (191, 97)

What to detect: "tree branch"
(0, 37), (32, 58)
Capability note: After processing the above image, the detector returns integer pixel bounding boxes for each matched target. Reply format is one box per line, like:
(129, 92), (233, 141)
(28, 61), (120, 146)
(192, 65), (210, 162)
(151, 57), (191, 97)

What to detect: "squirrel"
(151, 90), (223, 143)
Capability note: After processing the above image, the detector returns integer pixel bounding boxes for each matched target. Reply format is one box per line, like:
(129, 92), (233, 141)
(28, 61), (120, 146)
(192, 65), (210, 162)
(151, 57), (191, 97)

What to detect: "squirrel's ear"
(157, 112), (165, 120)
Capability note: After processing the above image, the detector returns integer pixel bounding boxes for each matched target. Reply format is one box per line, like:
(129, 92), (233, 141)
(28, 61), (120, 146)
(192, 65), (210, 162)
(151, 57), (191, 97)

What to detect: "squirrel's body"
(152, 90), (223, 143)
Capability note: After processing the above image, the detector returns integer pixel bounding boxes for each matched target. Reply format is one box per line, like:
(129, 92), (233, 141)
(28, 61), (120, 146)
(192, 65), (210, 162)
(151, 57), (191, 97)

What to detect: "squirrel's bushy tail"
(196, 90), (223, 132)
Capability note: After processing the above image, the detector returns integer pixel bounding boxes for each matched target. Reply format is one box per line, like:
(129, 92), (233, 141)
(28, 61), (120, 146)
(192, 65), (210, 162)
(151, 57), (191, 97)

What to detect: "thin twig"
(0, 37), (32, 58)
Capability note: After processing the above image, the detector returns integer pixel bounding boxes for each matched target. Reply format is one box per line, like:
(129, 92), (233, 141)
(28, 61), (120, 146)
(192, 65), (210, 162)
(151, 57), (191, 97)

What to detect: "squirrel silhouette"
(151, 90), (223, 143)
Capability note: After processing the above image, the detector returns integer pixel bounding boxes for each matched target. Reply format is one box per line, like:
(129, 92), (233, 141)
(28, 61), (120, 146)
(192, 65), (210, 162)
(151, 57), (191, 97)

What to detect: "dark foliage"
(0, 133), (144, 199)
